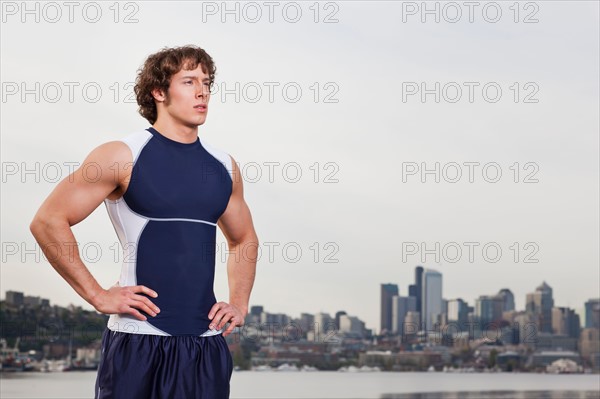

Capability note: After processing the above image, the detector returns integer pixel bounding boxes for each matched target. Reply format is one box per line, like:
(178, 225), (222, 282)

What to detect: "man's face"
(154, 62), (211, 128)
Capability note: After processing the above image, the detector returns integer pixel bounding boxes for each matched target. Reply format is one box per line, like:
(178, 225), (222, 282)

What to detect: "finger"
(216, 312), (234, 329)
(126, 307), (147, 321)
(132, 294), (160, 314)
(208, 302), (224, 319)
(209, 313), (221, 329)
(127, 298), (158, 317)
(120, 288), (159, 313)
(133, 285), (159, 298)
(223, 322), (236, 337)
(210, 311), (227, 329)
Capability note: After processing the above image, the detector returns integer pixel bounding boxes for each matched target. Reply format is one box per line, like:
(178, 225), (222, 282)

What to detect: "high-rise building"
(335, 311), (347, 330)
(408, 284), (417, 298)
(497, 288), (515, 312)
(250, 305), (263, 317)
(403, 311), (420, 336)
(475, 295), (504, 327)
(422, 269), (442, 331)
(340, 315), (365, 337)
(380, 284), (399, 334)
(392, 296), (417, 334)
(415, 266), (424, 319)
(260, 312), (290, 327)
(23, 296), (42, 306)
(447, 298), (469, 326)
(579, 328), (600, 369)
(314, 312), (335, 333)
(508, 311), (536, 345)
(299, 313), (315, 334)
(246, 306), (264, 324)
(526, 281), (554, 333)
(5, 291), (24, 306)
(584, 299), (600, 328)
(552, 307), (581, 339)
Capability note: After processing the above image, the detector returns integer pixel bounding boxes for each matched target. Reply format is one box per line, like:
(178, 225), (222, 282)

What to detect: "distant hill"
(0, 299), (109, 352)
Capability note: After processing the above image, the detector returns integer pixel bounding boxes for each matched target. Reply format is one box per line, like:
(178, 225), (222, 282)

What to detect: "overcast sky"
(1, 1), (598, 332)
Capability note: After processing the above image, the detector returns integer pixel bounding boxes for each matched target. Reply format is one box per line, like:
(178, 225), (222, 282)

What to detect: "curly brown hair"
(134, 45), (217, 124)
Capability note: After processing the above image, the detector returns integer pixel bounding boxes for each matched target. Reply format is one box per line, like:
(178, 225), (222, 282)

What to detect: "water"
(1, 371), (599, 398)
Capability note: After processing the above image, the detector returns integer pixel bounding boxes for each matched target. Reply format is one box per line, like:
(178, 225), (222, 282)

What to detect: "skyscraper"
(250, 305), (263, 317)
(552, 307), (581, 338)
(415, 266), (424, 320)
(408, 284), (417, 299)
(380, 283), (399, 334)
(526, 281), (554, 333)
(314, 312), (334, 333)
(447, 298), (469, 326)
(496, 288), (515, 312)
(584, 298), (600, 328)
(392, 295), (417, 334)
(340, 315), (366, 338)
(404, 311), (420, 336)
(475, 295), (504, 327)
(335, 310), (347, 330)
(421, 269), (442, 331)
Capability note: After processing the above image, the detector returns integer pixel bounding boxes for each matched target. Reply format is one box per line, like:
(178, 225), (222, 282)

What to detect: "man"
(29, 45), (259, 398)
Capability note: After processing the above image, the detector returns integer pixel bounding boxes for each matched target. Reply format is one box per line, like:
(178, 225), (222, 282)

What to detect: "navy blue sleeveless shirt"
(103, 127), (233, 336)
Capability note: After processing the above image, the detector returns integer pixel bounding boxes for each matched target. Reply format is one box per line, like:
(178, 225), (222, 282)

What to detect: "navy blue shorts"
(94, 328), (233, 399)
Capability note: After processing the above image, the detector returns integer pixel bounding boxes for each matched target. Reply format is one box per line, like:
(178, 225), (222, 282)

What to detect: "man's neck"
(152, 121), (199, 144)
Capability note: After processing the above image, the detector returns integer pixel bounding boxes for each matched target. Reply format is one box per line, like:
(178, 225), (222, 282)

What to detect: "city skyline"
(4, 271), (600, 340)
(380, 265), (598, 335)
(4, 271), (598, 335)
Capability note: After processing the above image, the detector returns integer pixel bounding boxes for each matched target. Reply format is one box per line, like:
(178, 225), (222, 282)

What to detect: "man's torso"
(104, 126), (233, 336)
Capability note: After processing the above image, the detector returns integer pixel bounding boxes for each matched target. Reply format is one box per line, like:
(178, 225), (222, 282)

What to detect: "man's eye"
(184, 81), (193, 84)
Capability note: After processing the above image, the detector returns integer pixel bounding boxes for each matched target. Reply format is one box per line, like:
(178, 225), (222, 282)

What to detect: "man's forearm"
(227, 237), (258, 315)
(30, 217), (104, 307)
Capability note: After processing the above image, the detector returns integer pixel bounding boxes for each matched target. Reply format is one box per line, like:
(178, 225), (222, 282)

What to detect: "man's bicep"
(217, 155), (258, 244)
(35, 141), (130, 227)
(218, 195), (255, 245)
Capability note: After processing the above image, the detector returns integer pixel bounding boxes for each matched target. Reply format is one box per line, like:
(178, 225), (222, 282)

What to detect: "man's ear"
(151, 88), (166, 102)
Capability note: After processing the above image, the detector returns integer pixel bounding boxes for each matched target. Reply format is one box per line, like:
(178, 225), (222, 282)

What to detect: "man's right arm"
(29, 141), (160, 321)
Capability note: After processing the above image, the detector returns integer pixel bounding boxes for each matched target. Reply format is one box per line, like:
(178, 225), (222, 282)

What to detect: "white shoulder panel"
(199, 138), (234, 181)
(121, 129), (153, 165)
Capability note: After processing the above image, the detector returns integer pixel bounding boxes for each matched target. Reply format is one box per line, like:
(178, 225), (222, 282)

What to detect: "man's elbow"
(247, 232), (259, 250)
(249, 232), (259, 246)
(230, 233), (259, 262)
(29, 213), (48, 240)
(29, 212), (63, 239)
(229, 231), (259, 246)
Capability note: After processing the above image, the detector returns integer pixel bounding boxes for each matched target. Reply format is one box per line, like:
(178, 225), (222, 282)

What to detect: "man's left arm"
(210, 156), (259, 337)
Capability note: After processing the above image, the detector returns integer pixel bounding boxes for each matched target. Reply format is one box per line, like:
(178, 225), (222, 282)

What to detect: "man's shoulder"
(199, 137), (234, 180)
(104, 128), (154, 163)
(118, 128), (153, 147)
(199, 137), (230, 157)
